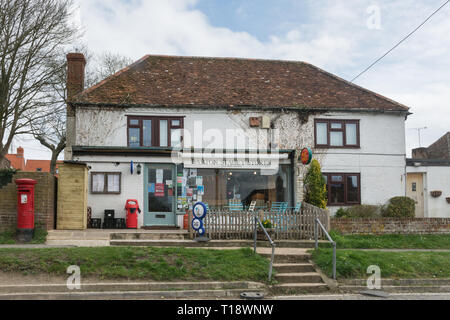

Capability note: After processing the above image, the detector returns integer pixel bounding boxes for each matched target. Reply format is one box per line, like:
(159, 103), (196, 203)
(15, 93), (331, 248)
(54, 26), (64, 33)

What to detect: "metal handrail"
(253, 215), (276, 282)
(314, 218), (337, 280)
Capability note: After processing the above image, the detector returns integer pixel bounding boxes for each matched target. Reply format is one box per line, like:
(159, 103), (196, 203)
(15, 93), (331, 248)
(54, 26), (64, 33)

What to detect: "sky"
(13, 0), (450, 160)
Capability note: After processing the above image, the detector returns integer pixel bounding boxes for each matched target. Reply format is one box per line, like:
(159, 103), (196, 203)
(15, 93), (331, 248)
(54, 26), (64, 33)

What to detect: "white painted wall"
(75, 107), (407, 223)
(86, 162), (145, 226)
(315, 112), (407, 215)
(407, 166), (450, 218)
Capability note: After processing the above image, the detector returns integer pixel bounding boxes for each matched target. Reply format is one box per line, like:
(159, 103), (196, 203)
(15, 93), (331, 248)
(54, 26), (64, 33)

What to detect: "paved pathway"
(0, 244), (74, 249)
(275, 292), (450, 300)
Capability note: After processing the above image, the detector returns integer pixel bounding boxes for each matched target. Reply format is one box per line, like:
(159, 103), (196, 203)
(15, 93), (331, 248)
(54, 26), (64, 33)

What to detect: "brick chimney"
(66, 53), (86, 114)
(16, 147), (24, 158)
(65, 53), (86, 160)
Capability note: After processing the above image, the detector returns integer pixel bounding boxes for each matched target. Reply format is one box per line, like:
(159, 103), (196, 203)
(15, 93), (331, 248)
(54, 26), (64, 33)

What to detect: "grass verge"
(0, 247), (271, 282)
(324, 231), (450, 249)
(0, 228), (47, 245)
(312, 248), (450, 279)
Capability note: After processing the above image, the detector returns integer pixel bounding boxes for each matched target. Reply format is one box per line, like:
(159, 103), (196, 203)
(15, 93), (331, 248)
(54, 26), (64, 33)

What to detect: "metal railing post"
(269, 244), (275, 282)
(253, 215), (257, 253)
(315, 218), (337, 280)
(253, 215), (276, 282)
(314, 219), (318, 250)
(332, 242), (337, 280)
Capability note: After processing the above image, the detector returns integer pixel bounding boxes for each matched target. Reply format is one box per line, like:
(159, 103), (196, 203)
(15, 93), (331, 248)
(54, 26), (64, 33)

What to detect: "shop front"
(142, 150), (295, 227)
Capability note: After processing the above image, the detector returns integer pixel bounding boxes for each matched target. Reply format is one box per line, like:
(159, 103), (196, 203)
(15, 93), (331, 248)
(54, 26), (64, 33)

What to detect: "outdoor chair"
(228, 202), (244, 211)
(248, 200), (257, 212)
(269, 202), (288, 230)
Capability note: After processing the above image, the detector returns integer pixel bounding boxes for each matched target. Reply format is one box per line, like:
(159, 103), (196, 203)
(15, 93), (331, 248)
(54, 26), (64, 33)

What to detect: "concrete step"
(260, 253), (311, 263)
(110, 239), (319, 248)
(110, 233), (186, 241)
(273, 263), (316, 273)
(45, 239), (109, 247)
(275, 273), (323, 284)
(0, 288), (267, 300)
(0, 281), (264, 294)
(271, 283), (329, 295)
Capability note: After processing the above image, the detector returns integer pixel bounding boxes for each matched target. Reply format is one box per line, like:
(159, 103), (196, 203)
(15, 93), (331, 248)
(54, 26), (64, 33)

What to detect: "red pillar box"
(15, 179), (38, 242)
(125, 199), (141, 229)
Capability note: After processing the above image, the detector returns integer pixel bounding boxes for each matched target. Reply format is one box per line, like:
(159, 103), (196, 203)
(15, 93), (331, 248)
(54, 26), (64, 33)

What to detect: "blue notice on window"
(148, 183), (155, 193)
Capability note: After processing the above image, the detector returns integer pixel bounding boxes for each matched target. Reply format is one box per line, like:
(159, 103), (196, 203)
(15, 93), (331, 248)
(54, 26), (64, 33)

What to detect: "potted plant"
(257, 219), (275, 240)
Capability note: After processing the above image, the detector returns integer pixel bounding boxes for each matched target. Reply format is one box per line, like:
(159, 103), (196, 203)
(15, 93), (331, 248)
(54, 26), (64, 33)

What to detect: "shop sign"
(300, 148), (313, 165)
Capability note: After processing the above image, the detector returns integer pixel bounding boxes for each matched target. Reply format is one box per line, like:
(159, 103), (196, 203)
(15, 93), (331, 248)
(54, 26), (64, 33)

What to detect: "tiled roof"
(73, 55), (410, 112)
(24, 160), (63, 172)
(5, 154), (25, 171)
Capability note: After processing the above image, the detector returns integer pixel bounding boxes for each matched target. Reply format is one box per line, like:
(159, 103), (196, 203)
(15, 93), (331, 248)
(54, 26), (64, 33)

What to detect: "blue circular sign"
(191, 218), (203, 231)
(193, 202), (208, 220)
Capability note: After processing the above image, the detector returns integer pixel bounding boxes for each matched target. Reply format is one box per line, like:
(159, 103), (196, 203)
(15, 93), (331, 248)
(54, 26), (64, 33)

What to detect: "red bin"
(125, 199), (141, 229)
(15, 179), (38, 242)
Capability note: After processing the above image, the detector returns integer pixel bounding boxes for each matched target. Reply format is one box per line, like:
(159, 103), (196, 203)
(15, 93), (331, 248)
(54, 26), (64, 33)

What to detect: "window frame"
(127, 116), (184, 148)
(323, 173), (361, 206)
(314, 119), (360, 149)
(90, 172), (122, 195)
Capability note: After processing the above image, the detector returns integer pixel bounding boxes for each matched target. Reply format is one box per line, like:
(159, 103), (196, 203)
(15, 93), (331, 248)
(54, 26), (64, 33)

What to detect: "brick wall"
(331, 218), (450, 235)
(0, 172), (55, 232)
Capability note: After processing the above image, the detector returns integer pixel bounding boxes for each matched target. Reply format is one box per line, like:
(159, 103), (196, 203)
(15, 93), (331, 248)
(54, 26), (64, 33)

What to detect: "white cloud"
(75, 0), (356, 68)
(17, 0), (449, 159)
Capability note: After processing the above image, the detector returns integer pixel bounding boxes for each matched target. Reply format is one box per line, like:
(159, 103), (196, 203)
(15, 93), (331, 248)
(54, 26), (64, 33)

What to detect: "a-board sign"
(193, 202), (208, 220)
(191, 218), (203, 231)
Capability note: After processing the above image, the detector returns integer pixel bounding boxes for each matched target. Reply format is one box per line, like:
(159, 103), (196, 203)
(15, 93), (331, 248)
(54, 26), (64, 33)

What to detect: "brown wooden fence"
(189, 202), (330, 240)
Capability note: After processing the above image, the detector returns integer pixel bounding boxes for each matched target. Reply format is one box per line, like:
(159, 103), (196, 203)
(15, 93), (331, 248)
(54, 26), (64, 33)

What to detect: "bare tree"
(0, 0), (77, 166)
(30, 49), (132, 173)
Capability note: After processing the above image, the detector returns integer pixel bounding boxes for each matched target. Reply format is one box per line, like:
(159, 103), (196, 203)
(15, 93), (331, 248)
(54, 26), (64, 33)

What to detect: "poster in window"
(196, 176), (203, 186)
(187, 188), (194, 197)
(156, 169), (164, 184)
(197, 185), (205, 195)
(155, 183), (165, 197)
(187, 177), (197, 187)
(189, 169), (197, 177)
(148, 183), (155, 193)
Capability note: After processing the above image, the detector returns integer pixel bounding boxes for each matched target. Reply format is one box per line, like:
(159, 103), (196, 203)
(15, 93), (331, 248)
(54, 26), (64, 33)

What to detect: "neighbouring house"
(65, 53), (410, 229)
(407, 132), (450, 218)
(5, 147), (62, 173)
(25, 160), (63, 174)
(5, 147), (26, 171)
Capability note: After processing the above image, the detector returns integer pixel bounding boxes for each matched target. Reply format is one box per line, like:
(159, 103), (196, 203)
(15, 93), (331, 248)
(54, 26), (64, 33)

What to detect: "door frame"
(143, 163), (177, 226)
